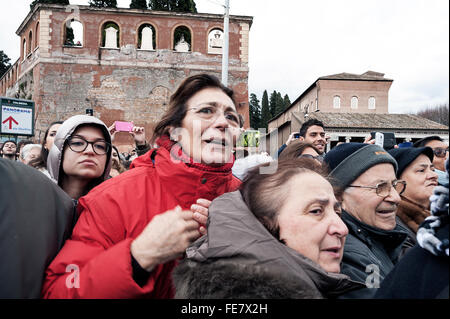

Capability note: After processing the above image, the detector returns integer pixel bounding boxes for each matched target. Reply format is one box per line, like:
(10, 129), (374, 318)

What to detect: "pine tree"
(283, 94), (291, 110)
(30, 0), (69, 10)
(0, 51), (11, 78)
(89, 0), (117, 8)
(269, 90), (278, 118)
(272, 92), (281, 115)
(130, 0), (148, 9)
(260, 90), (270, 131)
(149, 0), (197, 13)
(249, 93), (261, 130)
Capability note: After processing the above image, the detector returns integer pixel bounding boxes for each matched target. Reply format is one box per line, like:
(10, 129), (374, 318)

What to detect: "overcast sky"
(0, 0), (448, 114)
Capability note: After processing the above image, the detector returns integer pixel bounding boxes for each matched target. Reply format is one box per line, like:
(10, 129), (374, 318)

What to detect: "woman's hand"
(130, 206), (201, 272)
(191, 198), (212, 235)
(130, 126), (146, 146)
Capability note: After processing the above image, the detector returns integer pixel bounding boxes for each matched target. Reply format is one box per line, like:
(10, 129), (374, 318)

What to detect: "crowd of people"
(0, 73), (448, 299)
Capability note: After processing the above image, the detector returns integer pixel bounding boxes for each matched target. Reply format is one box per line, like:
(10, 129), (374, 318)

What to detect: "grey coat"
(173, 191), (363, 299)
(339, 210), (408, 298)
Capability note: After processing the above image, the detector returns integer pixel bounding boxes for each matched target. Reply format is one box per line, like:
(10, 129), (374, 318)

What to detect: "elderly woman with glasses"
(47, 115), (112, 201)
(173, 158), (364, 298)
(42, 74), (243, 299)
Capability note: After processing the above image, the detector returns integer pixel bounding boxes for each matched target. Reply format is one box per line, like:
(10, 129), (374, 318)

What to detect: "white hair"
(21, 144), (42, 160)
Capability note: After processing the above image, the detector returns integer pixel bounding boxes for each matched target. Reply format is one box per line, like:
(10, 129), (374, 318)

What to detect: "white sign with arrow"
(1, 104), (33, 135)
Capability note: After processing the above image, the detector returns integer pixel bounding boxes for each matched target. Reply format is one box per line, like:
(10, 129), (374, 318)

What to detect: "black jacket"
(173, 191), (363, 299)
(339, 210), (407, 298)
(0, 159), (75, 298)
(374, 227), (449, 299)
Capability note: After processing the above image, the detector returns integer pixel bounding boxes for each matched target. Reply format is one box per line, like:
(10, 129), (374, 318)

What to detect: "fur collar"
(397, 195), (430, 233)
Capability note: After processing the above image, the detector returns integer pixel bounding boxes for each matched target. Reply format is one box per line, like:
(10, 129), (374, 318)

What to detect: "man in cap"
(324, 143), (408, 298)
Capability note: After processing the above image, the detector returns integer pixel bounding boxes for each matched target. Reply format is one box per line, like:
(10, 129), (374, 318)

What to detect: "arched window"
(35, 22), (40, 48)
(65, 19), (83, 46)
(137, 24), (156, 50)
(22, 39), (27, 60)
(368, 96), (376, 109)
(208, 28), (223, 54)
(333, 95), (341, 109)
(28, 31), (33, 55)
(101, 22), (120, 48)
(173, 26), (191, 52)
(351, 96), (358, 109)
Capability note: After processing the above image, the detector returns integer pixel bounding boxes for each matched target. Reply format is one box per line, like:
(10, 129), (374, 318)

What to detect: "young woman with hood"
(46, 115), (112, 201)
(42, 74), (243, 299)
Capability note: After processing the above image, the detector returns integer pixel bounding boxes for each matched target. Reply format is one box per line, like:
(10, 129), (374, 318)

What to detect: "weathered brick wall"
(10, 4), (252, 145)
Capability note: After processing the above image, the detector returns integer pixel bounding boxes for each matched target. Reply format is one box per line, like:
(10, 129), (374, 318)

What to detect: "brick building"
(0, 3), (253, 147)
(290, 71), (393, 115)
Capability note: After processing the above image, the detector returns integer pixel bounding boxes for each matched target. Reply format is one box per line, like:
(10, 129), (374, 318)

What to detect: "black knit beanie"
(324, 143), (398, 189)
(388, 147), (434, 178)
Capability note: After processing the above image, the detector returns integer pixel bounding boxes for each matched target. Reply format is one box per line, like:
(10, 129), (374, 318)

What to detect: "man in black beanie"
(323, 143), (408, 298)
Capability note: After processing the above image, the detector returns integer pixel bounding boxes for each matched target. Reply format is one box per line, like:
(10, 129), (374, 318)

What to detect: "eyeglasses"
(348, 180), (406, 197)
(187, 103), (241, 127)
(299, 154), (323, 162)
(433, 147), (449, 158)
(66, 137), (110, 155)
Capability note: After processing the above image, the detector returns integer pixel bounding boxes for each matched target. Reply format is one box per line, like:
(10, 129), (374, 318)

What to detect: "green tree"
(274, 91), (285, 115)
(249, 93), (261, 130)
(130, 0), (148, 9)
(269, 90), (278, 118)
(0, 51), (11, 78)
(65, 26), (74, 45)
(149, 0), (197, 13)
(260, 90), (270, 131)
(30, 0), (69, 10)
(283, 94), (291, 109)
(89, 0), (117, 8)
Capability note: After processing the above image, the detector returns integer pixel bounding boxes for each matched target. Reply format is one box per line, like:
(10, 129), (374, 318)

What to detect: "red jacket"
(42, 138), (241, 298)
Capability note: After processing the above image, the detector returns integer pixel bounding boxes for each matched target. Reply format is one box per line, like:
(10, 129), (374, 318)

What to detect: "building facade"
(267, 111), (449, 155)
(0, 4), (252, 147)
(289, 71), (393, 115)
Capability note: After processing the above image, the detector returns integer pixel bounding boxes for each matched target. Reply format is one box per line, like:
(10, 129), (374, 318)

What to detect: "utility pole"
(221, 0), (230, 86)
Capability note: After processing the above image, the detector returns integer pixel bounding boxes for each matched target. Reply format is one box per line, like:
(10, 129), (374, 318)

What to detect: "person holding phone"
(277, 119), (327, 158)
(42, 74), (243, 299)
(109, 123), (151, 159)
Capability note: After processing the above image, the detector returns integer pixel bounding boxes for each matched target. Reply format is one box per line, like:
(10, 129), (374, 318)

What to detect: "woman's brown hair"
(150, 73), (241, 145)
(278, 140), (320, 161)
(240, 158), (328, 239)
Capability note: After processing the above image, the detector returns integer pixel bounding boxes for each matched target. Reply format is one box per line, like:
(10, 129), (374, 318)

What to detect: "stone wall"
(5, 4), (252, 145)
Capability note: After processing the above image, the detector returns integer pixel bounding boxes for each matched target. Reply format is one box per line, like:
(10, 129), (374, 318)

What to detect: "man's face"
(342, 163), (401, 230)
(425, 139), (448, 172)
(2, 142), (17, 156)
(300, 125), (326, 154)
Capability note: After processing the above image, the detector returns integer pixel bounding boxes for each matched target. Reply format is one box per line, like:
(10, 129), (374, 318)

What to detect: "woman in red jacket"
(42, 74), (243, 298)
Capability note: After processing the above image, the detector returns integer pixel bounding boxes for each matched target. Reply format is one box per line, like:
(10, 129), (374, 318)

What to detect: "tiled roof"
(300, 112), (448, 130)
(319, 71), (393, 81)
